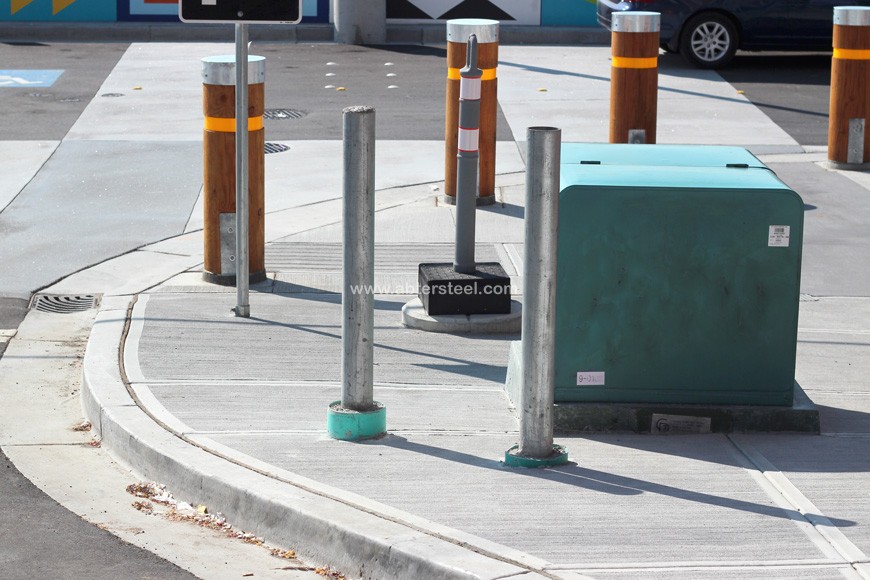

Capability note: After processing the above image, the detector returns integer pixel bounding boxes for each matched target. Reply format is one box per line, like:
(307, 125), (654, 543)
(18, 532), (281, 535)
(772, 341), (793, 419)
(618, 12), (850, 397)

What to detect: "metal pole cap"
(612, 11), (661, 33)
(834, 6), (870, 26)
(202, 55), (266, 86)
(447, 18), (499, 43)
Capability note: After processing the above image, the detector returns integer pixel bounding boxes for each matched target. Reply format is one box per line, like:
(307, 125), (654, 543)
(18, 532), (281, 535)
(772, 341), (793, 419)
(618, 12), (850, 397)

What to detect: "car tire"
(679, 12), (738, 69)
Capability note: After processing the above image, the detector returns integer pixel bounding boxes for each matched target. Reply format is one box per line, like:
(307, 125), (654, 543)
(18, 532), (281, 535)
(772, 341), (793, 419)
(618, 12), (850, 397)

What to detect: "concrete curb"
(81, 298), (583, 580)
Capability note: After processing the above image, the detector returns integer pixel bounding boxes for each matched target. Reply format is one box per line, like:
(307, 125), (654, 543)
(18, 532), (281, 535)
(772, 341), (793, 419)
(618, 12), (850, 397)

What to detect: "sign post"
(180, 0), (301, 24)
(181, 1), (301, 318)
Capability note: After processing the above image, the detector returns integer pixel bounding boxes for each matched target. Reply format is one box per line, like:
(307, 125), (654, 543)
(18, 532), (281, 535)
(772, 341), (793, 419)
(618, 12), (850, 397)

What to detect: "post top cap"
(834, 6), (870, 26)
(201, 55), (266, 85)
(612, 11), (661, 33)
(447, 19), (499, 43)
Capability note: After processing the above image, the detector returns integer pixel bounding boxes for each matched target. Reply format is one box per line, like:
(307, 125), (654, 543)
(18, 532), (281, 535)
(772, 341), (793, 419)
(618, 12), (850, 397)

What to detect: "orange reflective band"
(611, 56), (658, 69)
(833, 48), (870, 60)
(448, 67), (497, 80)
(204, 116), (264, 132)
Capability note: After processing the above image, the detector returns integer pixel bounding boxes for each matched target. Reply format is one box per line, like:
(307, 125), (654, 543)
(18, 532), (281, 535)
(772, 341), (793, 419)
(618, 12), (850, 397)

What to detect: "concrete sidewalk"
(24, 43), (870, 578)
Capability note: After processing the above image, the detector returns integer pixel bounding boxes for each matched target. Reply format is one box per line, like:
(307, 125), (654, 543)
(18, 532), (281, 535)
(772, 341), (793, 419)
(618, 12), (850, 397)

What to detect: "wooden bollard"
(445, 18), (498, 206)
(828, 6), (870, 166)
(201, 55), (266, 285)
(609, 12), (660, 144)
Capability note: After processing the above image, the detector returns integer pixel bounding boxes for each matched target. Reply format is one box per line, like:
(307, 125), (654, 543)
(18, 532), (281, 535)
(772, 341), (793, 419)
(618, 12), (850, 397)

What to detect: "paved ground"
(2, 40), (869, 579)
(0, 448), (197, 580)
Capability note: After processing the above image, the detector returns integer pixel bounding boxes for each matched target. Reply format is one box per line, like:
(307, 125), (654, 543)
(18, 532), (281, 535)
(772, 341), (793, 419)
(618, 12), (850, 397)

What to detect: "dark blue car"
(597, 0), (870, 68)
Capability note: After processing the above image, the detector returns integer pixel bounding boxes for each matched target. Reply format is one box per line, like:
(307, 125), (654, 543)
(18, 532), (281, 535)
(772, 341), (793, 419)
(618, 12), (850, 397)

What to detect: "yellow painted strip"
(611, 56), (658, 69)
(833, 48), (870, 60)
(448, 67), (497, 80)
(53, 0), (76, 15)
(11, 0), (35, 15)
(204, 116), (264, 132)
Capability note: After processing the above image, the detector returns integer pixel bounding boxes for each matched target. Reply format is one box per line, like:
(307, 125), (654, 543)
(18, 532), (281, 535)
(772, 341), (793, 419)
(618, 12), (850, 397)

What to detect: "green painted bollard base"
(504, 444), (569, 468)
(327, 401), (386, 441)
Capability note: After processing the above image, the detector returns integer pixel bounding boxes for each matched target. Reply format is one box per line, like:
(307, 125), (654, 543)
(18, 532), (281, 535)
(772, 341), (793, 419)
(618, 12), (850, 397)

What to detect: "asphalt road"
(252, 42), (514, 141)
(0, 449), (196, 580)
(717, 51), (833, 147)
(0, 40), (196, 580)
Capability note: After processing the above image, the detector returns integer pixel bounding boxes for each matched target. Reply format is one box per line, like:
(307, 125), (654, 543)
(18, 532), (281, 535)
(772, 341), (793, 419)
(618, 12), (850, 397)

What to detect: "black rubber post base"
(418, 262), (511, 315)
(202, 270), (268, 287)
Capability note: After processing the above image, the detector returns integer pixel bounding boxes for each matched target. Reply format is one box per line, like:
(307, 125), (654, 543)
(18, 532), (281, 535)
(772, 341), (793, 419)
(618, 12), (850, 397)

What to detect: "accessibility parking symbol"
(0, 70), (64, 88)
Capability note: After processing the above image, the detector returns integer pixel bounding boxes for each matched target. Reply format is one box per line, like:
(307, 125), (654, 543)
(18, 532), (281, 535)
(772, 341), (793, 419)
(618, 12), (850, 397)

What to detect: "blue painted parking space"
(0, 70), (64, 88)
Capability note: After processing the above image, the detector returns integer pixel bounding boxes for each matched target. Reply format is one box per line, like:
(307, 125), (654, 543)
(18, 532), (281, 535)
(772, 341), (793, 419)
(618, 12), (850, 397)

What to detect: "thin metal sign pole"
(234, 22), (250, 318)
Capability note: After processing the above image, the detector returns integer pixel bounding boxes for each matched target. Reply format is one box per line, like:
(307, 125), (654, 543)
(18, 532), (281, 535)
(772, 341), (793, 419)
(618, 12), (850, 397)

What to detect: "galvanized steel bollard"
(828, 6), (870, 167)
(327, 106), (386, 442)
(504, 127), (569, 468)
(454, 35), (482, 275)
(609, 12), (660, 145)
(234, 23), (251, 318)
(444, 18), (499, 206)
(201, 52), (266, 291)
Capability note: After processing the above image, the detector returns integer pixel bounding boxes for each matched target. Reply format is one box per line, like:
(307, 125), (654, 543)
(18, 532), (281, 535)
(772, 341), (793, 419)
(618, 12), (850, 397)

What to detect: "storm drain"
(264, 108), (306, 120)
(265, 142), (290, 154)
(31, 294), (100, 314)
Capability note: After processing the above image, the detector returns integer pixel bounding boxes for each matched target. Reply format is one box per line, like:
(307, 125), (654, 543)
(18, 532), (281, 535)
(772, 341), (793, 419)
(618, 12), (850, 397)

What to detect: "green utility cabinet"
(554, 145), (804, 406)
(560, 143), (769, 170)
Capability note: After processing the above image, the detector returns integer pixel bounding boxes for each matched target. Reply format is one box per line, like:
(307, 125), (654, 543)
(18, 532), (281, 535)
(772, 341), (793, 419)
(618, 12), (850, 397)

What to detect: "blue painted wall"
(3, 0), (594, 26)
(1, 0), (329, 23)
(3, 0), (117, 22)
(541, 0), (598, 26)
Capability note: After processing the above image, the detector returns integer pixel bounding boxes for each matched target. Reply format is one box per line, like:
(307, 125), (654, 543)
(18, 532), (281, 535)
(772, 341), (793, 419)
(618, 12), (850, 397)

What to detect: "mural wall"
(386, 0), (597, 26)
(2, 0), (595, 26)
(1, 0), (329, 22)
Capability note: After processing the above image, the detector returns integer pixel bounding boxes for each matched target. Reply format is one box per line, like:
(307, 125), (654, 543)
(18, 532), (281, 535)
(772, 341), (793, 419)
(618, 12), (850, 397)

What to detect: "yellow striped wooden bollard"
(201, 55), (267, 285)
(445, 18), (498, 206)
(609, 12), (660, 144)
(828, 6), (870, 167)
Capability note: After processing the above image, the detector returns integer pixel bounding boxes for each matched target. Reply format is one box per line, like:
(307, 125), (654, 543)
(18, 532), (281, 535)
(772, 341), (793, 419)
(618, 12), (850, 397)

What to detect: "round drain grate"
(32, 294), (99, 314)
(264, 108), (306, 120)
(265, 142), (290, 155)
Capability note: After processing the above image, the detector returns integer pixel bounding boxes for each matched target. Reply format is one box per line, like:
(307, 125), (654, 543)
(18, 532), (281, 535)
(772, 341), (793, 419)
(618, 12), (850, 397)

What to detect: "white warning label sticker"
(768, 225), (790, 247)
(576, 372), (605, 386)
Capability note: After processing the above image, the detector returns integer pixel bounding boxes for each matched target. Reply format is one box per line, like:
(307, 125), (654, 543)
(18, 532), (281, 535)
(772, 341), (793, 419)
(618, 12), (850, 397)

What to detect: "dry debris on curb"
(71, 420), (92, 432)
(125, 482), (346, 578)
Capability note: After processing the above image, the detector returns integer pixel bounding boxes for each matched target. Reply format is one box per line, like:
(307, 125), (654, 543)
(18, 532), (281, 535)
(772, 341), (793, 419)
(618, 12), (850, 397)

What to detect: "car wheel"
(679, 13), (738, 69)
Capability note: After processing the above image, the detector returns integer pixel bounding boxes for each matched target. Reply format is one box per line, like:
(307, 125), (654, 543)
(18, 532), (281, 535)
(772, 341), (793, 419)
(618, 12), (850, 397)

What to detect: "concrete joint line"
(728, 434), (869, 568)
(83, 294), (563, 579)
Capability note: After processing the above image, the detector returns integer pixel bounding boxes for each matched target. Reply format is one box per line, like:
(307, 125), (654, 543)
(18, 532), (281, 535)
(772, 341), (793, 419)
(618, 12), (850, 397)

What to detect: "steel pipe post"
(444, 19), (498, 206)
(609, 12), (660, 144)
(327, 106), (386, 441)
(504, 127), (568, 468)
(201, 51), (266, 290)
(828, 6), (870, 167)
(454, 35), (482, 275)
(234, 23), (251, 318)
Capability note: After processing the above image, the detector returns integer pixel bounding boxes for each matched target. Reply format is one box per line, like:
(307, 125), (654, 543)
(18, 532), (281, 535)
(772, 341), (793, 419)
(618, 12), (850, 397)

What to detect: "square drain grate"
(265, 142), (290, 154)
(264, 108), (306, 120)
(31, 294), (100, 314)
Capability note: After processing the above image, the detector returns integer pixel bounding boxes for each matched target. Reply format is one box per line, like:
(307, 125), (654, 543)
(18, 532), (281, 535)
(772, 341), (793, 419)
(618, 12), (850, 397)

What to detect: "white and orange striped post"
(445, 19), (498, 206)
(828, 6), (870, 167)
(454, 34), (482, 274)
